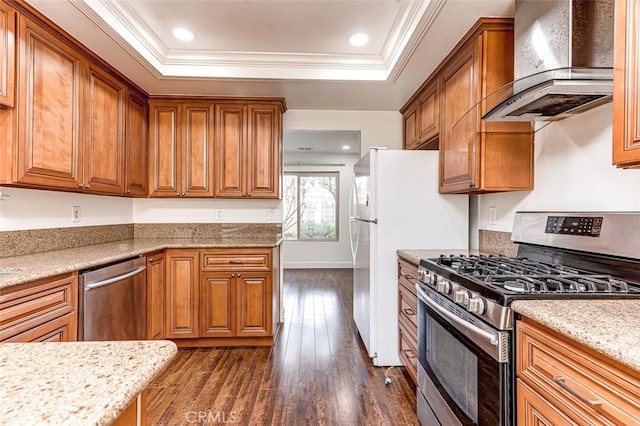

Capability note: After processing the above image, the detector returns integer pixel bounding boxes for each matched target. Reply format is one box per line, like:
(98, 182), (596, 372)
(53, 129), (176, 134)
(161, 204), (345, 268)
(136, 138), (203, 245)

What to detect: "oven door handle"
(417, 285), (498, 346)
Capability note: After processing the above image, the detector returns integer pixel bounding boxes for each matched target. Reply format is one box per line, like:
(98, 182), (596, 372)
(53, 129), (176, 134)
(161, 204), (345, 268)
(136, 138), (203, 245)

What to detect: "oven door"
(416, 284), (511, 426)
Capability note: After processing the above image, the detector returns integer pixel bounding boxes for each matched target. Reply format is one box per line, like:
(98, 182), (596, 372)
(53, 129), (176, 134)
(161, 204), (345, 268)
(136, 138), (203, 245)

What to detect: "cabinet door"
(0, 2), (15, 108)
(200, 273), (235, 337)
(183, 103), (214, 196)
(419, 82), (439, 143)
(84, 61), (125, 194)
(246, 104), (280, 198)
(16, 15), (84, 190)
(439, 39), (480, 193)
(237, 272), (272, 337)
(165, 250), (199, 338)
(402, 101), (419, 150)
(149, 103), (181, 196)
(146, 252), (165, 340)
(613, 0), (640, 167)
(214, 103), (246, 197)
(125, 90), (148, 196)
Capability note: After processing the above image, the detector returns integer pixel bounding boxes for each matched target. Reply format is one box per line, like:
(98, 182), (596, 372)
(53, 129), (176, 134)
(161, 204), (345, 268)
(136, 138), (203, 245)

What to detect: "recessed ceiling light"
(348, 33), (369, 47)
(342, 145), (351, 150)
(172, 27), (195, 42)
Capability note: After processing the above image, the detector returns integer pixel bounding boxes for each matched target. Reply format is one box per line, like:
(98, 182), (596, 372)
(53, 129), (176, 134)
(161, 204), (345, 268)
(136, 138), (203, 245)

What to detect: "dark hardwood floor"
(147, 268), (419, 425)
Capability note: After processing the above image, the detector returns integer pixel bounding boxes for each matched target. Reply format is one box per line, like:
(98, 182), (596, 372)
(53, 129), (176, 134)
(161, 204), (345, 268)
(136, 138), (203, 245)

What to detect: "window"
(283, 172), (339, 241)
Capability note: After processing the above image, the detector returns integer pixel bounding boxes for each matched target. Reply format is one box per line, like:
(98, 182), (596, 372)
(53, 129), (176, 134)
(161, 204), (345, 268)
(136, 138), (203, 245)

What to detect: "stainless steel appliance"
(415, 212), (640, 425)
(79, 257), (146, 341)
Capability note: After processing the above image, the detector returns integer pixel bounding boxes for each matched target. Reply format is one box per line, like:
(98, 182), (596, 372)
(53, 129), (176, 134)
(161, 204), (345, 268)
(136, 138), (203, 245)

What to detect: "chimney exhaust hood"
(482, 0), (614, 123)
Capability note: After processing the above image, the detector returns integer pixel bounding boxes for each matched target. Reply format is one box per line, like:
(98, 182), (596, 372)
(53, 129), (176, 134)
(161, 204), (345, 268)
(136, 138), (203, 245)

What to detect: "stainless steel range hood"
(483, 0), (614, 122)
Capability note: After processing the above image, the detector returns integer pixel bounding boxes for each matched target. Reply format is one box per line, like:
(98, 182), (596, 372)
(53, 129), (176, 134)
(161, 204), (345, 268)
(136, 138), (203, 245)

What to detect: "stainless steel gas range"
(415, 212), (640, 426)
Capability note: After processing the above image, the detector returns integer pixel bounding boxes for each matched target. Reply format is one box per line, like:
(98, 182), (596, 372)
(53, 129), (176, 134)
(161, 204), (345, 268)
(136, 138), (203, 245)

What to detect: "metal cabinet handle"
(148, 258), (153, 262)
(553, 376), (602, 406)
(229, 260), (243, 264)
(85, 266), (146, 290)
(402, 308), (416, 316)
(403, 349), (416, 359)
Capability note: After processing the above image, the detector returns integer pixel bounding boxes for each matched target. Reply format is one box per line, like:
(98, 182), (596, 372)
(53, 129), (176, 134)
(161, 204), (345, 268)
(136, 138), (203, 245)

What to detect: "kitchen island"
(0, 340), (177, 425)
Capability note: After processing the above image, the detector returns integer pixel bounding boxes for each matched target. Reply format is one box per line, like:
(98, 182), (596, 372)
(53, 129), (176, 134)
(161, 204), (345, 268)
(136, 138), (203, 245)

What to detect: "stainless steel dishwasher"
(79, 256), (146, 341)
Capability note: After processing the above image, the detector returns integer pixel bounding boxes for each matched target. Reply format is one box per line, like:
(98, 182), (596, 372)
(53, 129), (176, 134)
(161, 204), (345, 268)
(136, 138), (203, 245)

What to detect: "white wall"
(284, 110), (403, 153)
(475, 104), (640, 233)
(282, 152), (360, 268)
(0, 187), (132, 231)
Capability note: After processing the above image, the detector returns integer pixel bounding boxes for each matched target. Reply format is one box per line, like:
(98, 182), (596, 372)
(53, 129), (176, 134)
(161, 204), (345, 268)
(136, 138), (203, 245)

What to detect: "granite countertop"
(0, 340), (177, 425)
(396, 249), (482, 265)
(0, 236), (283, 290)
(512, 300), (640, 373)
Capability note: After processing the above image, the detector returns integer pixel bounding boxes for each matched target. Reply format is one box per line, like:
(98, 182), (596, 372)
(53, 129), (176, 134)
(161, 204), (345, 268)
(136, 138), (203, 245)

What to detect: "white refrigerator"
(349, 148), (469, 366)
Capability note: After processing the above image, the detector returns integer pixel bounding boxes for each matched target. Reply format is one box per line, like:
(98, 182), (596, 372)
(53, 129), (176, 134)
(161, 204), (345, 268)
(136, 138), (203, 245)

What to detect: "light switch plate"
(267, 208), (275, 220)
(72, 206), (81, 223)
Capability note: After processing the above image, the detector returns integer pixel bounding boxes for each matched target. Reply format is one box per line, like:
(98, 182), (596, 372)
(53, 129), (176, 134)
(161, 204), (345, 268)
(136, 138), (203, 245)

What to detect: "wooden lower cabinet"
(113, 391), (146, 426)
(146, 252), (165, 340)
(397, 256), (419, 385)
(164, 247), (279, 346)
(0, 273), (78, 342)
(516, 318), (640, 425)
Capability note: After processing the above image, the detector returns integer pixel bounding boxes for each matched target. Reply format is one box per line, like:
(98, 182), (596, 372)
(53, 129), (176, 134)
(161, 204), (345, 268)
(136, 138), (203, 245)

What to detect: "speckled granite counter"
(0, 237), (283, 290)
(512, 300), (640, 373)
(396, 249), (482, 265)
(0, 340), (177, 425)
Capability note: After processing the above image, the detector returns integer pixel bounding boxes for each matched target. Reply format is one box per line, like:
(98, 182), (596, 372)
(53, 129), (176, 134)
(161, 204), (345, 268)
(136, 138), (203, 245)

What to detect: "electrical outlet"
(215, 209), (223, 220)
(489, 206), (498, 225)
(267, 208), (275, 220)
(72, 206), (81, 223)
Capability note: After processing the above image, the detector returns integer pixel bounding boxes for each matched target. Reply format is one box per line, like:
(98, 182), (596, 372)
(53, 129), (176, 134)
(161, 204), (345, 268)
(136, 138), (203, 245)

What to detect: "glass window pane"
(283, 174), (298, 240)
(299, 175), (337, 239)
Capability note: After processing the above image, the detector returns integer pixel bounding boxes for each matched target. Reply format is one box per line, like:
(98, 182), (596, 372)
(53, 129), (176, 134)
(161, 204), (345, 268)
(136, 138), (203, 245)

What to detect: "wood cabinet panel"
(402, 102), (419, 150)
(5, 312), (76, 342)
(0, 273), (77, 342)
(613, 0), (640, 167)
(84, 61), (125, 194)
(201, 249), (271, 272)
(517, 319), (640, 425)
(125, 90), (148, 196)
(419, 84), (439, 142)
(149, 103), (179, 196)
(440, 40), (479, 192)
(237, 272), (271, 337)
(215, 103), (245, 197)
(0, 2), (16, 108)
(247, 104), (280, 198)
(399, 321), (418, 385)
(165, 250), (199, 338)
(146, 252), (165, 340)
(182, 103), (213, 196)
(200, 273), (235, 337)
(397, 257), (419, 385)
(517, 379), (580, 426)
(16, 15), (84, 190)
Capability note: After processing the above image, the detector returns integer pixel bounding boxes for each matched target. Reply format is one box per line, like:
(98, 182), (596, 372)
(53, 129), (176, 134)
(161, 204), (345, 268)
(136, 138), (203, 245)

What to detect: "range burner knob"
(436, 278), (451, 294)
(454, 290), (470, 307)
(468, 296), (486, 315)
(418, 269), (427, 283)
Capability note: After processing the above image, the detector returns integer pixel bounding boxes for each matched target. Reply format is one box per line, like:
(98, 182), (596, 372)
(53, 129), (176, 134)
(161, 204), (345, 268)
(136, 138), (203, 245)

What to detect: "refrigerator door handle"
(349, 218), (358, 264)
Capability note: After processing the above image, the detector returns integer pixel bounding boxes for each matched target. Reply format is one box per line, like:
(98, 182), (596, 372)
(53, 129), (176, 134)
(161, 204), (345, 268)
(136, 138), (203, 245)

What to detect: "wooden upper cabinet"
(402, 102), (419, 150)
(182, 103), (214, 196)
(613, 0), (640, 167)
(214, 103), (281, 198)
(125, 90), (148, 196)
(247, 104), (281, 198)
(149, 102), (180, 196)
(84, 61), (125, 194)
(148, 101), (214, 197)
(0, 2), (16, 108)
(215, 103), (246, 197)
(438, 19), (533, 193)
(15, 14), (84, 190)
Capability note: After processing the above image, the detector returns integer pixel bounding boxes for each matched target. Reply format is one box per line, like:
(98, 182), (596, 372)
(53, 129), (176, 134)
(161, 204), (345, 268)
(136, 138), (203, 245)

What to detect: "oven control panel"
(545, 216), (603, 237)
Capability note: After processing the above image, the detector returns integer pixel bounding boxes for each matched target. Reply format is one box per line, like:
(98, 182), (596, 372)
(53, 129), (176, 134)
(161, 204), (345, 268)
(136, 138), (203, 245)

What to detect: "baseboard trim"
(283, 261), (353, 269)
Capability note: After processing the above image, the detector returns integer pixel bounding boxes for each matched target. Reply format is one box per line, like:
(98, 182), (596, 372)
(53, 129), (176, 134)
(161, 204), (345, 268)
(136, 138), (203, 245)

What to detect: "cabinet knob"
(237, 273), (241, 277)
(85, 184), (90, 189)
(231, 273), (236, 277)
(148, 258), (153, 262)
(469, 183), (475, 188)
(176, 192), (180, 196)
(78, 183), (84, 188)
(126, 189), (131, 194)
(242, 192), (246, 197)
(247, 192), (251, 197)
(182, 192), (186, 196)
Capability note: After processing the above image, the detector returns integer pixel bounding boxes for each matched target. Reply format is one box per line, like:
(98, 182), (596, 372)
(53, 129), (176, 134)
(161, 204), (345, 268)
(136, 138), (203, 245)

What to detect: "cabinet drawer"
(399, 321), (418, 385)
(4, 312), (76, 342)
(398, 258), (418, 294)
(517, 320), (640, 425)
(0, 274), (77, 341)
(517, 379), (580, 426)
(201, 249), (272, 272)
(399, 285), (418, 336)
